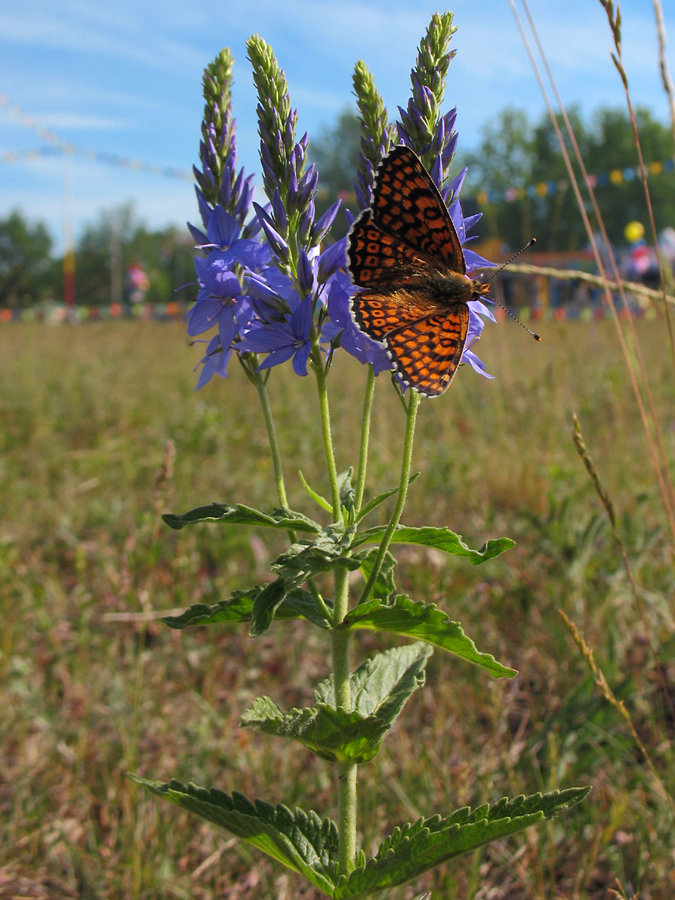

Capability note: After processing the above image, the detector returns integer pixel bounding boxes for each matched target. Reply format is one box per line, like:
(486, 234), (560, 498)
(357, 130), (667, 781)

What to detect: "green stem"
(332, 562), (356, 873)
(254, 369), (290, 509)
(314, 347), (357, 872)
(314, 345), (341, 522)
(358, 390), (421, 605)
(355, 365), (376, 514)
(254, 368), (328, 615)
(337, 760), (358, 874)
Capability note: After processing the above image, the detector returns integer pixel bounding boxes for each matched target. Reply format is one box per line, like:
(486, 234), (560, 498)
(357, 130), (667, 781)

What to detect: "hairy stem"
(336, 759), (358, 874)
(254, 369), (327, 612)
(332, 567), (355, 872)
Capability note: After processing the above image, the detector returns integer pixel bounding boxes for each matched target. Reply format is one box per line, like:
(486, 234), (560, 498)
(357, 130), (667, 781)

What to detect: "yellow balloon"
(624, 220), (644, 243)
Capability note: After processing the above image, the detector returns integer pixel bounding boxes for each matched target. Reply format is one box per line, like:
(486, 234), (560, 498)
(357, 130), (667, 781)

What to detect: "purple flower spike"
(299, 201), (314, 242)
(195, 337), (233, 390)
(272, 188), (288, 232)
(446, 166), (468, 204)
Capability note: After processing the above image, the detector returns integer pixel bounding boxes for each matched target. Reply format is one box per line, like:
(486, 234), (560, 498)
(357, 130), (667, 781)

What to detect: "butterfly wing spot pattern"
(347, 144), (490, 398)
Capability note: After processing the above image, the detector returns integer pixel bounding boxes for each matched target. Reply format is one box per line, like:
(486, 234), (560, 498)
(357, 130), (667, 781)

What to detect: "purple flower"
(193, 335), (233, 390)
(238, 296), (316, 376)
(188, 252), (254, 345)
(464, 299), (495, 378)
(195, 205), (271, 270)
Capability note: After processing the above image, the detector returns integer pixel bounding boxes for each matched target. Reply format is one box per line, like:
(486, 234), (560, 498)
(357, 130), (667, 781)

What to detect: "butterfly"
(347, 144), (491, 397)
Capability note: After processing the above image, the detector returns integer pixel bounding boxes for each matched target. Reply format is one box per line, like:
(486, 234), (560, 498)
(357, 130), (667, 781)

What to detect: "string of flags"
(0, 93), (191, 181)
(2, 92), (674, 199)
(0, 302), (662, 325)
(475, 157), (675, 206)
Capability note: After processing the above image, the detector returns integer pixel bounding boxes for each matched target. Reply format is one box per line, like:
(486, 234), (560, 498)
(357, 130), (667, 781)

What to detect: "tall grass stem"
(511, 0), (675, 547)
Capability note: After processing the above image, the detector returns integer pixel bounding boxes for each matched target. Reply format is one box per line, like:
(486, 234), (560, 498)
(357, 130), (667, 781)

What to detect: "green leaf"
(129, 775), (339, 895)
(162, 502), (321, 534)
(250, 578), (297, 638)
(271, 525), (361, 582)
(334, 787), (591, 899)
(242, 644), (433, 764)
(241, 696), (388, 765)
(353, 525), (514, 566)
(357, 473), (420, 523)
(337, 467), (356, 522)
(299, 470), (332, 514)
(248, 525), (361, 637)
(342, 595), (516, 678)
(316, 642), (433, 719)
(162, 586), (331, 631)
(355, 547), (397, 600)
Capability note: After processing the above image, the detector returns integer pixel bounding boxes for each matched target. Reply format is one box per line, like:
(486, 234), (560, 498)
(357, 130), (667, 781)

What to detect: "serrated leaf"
(162, 586), (331, 631)
(162, 502), (321, 534)
(299, 470), (332, 513)
(353, 525), (514, 566)
(335, 787), (591, 899)
(357, 473), (420, 523)
(242, 644), (433, 764)
(315, 642), (433, 717)
(129, 775), (339, 894)
(355, 548), (397, 601)
(241, 696), (388, 765)
(342, 595), (516, 678)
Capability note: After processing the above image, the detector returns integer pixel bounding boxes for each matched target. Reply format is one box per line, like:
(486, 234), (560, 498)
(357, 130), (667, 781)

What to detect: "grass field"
(1, 318), (673, 899)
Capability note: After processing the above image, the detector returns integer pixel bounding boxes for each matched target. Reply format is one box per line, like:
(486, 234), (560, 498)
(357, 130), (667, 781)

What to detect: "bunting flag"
(0, 302), (662, 325)
(0, 93), (191, 181)
(0, 302), (187, 324)
(474, 157), (674, 206)
(2, 93), (673, 196)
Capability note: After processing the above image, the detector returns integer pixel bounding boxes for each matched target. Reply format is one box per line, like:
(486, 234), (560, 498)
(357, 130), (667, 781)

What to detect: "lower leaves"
(130, 775), (591, 899)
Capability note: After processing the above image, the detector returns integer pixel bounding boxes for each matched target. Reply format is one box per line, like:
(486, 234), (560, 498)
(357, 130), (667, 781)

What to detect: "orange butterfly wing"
(347, 145), (474, 396)
(369, 144), (466, 276)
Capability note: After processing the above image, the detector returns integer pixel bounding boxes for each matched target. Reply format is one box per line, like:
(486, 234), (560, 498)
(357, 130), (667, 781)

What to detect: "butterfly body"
(347, 145), (489, 397)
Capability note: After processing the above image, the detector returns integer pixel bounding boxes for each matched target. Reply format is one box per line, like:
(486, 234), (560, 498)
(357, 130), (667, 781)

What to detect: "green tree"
(463, 106), (675, 252)
(0, 211), (54, 307)
(71, 204), (194, 306)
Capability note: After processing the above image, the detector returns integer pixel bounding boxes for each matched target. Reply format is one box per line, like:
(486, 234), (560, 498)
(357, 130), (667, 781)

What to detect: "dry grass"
(0, 319), (673, 898)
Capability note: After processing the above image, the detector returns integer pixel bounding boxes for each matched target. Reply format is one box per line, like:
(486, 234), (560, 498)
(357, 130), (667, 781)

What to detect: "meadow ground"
(0, 318), (673, 899)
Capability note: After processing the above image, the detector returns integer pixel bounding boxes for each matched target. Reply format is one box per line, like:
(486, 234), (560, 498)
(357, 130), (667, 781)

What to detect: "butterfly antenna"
(484, 238), (541, 342)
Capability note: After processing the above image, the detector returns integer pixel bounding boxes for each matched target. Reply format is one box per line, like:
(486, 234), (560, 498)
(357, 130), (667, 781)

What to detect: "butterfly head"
(472, 278), (492, 300)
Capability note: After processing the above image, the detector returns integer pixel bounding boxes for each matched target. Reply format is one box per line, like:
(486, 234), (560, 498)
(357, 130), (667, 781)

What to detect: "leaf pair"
(130, 774), (591, 899)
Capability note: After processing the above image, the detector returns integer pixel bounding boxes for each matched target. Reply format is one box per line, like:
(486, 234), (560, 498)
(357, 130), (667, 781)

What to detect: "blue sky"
(1, 0), (673, 253)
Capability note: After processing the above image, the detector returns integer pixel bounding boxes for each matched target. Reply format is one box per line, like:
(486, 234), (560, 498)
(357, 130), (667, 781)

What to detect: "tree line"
(310, 104), (675, 251)
(2, 105), (673, 307)
(0, 204), (194, 308)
